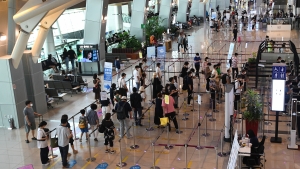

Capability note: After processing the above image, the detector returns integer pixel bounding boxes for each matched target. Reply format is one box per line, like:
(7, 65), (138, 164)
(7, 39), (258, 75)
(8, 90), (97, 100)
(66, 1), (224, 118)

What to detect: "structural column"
(116, 5), (123, 31)
(159, 0), (173, 28)
(130, 0), (148, 41)
(106, 5), (123, 33)
(7, 0), (16, 55)
(190, 0), (206, 18)
(43, 28), (56, 57)
(154, 0), (160, 13)
(84, 0), (109, 72)
(177, 0), (188, 23)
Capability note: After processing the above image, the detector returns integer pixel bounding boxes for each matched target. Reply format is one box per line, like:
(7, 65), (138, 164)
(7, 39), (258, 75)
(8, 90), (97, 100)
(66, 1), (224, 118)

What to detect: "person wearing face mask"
(23, 100), (42, 143)
(118, 73), (128, 96)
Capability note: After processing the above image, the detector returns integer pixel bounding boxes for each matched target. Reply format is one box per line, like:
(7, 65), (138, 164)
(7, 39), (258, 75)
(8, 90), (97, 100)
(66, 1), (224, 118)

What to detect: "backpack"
(78, 116), (87, 129)
(182, 76), (189, 90)
(116, 102), (127, 120)
(98, 123), (105, 133)
(221, 74), (228, 84)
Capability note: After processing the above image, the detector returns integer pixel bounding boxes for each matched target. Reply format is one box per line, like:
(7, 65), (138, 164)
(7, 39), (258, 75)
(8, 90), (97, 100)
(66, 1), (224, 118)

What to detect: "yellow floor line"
(81, 153), (99, 169)
(47, 157), (61, 169)
(155, 158), (160, 165)
(115, 156), (129, 169)
(187, 161), (192, 168)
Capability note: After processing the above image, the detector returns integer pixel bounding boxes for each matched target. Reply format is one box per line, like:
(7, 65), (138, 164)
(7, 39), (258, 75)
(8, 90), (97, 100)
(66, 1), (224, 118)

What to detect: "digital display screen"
(271, 80), (285, 111)
(76, 44), (99, 62)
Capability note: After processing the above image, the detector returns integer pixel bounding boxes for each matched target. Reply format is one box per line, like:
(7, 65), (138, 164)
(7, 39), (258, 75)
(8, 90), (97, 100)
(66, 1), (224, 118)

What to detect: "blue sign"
(147, 46), (156, 66)
(272, 66), (286, 80)
(157, 46), (166, 71)
(96, 163), (108, 169)
(103, 62), (113, 92)
(130, 165), (141, 169)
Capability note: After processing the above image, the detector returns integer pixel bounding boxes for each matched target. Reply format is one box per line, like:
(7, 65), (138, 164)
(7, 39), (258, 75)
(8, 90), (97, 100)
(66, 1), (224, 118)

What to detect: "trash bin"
(8, 118), (16, 130)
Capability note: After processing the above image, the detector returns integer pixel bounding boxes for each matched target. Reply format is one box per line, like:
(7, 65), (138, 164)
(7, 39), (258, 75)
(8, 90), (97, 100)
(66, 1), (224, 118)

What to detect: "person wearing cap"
(232, 53), (239, 80)
(115, 96), (133, 138)
(130, 87), (143, 126)
(133, 65), (140, 90)
(118, 73), (128, 96)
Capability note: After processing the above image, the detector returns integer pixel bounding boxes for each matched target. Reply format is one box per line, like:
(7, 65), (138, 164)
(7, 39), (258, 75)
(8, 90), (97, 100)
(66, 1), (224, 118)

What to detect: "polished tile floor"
(5, 3), (300, 169)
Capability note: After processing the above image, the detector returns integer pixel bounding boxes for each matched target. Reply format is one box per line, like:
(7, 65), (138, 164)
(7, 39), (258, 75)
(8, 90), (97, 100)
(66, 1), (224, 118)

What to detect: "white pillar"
(159, 0), (173, 28)
(84, 0), (109, 72)
(177, 0), (188, 23)
(225, 84), (234, 141)
(43, 28), (56, 57)
(7, 0), (16, 55)
(190, 0), (206, 17)
(130, 0), (148, 41)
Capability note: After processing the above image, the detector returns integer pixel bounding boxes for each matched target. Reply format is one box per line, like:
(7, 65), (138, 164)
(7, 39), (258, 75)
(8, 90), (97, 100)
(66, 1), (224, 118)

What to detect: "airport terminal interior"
(1, 0), (300, 169)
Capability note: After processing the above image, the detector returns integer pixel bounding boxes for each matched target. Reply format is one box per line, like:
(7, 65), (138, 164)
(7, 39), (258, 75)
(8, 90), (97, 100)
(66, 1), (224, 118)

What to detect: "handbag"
(160, 117), (169, 126)
(50, 136), (58, 148)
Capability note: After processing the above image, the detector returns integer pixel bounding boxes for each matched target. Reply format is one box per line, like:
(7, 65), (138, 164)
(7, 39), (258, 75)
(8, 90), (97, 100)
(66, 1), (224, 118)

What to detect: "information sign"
(103, 62), (112, 92)
(271, 63), (286, 111)
(157, 46), (166, 71)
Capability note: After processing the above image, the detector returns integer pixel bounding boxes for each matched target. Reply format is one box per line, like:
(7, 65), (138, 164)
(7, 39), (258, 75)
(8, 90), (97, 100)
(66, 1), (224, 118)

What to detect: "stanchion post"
(217, 128), (228, 157)
(165, 125), (174, 150)
(150, 142), (160, 169)
(86, 134), (96, 162)
(183, 144), (190, 169)
(202, 115), (210, 137)
(48, 131), (58, 159)
(117, 139), (127, 167)
(209, 109), (216, 122)
(72, 117), (79, 140)
(130, 122), (139, 149)
(215, 147), (219, 169)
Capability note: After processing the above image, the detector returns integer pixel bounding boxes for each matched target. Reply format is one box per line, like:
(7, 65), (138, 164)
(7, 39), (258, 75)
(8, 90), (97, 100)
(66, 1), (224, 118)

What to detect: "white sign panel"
(227, 131), (239, 169)
(227, 43), (235, 68)
(198, 95), (201, 105)
(271, 80), (285, 111)
(101, 91), (108, 101)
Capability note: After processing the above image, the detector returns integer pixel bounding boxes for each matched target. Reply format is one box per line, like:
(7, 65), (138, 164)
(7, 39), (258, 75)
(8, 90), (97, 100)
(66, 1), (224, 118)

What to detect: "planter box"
(245, 120), (259, 136)
(112, 48), (139, 59)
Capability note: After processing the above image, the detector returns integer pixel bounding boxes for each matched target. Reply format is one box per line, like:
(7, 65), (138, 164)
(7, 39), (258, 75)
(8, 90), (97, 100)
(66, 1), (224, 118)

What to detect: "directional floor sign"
(96, 162), (108, 169)
(272, 66), (286, 80)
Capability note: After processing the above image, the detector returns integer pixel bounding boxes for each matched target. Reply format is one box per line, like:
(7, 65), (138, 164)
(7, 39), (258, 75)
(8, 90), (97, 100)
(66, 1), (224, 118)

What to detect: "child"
(100, 97), (111, 119)
(139, 86), (146, 108)
(102, 113), (116, 154)
(78, 109), (89, 142)
(61, 114), (78, 154)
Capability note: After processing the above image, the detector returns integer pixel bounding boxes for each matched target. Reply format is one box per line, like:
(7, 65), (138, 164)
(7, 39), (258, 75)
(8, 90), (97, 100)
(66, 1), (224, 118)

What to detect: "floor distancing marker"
(47, 157), (61, 169)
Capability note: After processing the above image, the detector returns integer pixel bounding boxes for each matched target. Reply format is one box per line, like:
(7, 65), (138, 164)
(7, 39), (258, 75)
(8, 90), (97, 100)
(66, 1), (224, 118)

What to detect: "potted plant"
(144, 16), (167, 46)
(243, 89), (263, 136)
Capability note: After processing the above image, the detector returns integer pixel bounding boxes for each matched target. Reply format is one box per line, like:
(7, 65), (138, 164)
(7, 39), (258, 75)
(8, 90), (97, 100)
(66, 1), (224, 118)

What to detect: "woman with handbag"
(37, 121), (50, 166)
(154, 93), (164, 128)
(162, 91), (180, 134)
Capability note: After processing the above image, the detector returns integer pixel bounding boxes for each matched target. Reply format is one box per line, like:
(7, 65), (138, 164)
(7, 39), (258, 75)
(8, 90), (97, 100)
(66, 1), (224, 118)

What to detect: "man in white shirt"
(118, 73), (128, 96)
(133, 65), (140, 90)
(156, 63), (162, 81)
(56, 119), (73, 168)
(234, 75), (243, 111)
(231, 53), (239, 79)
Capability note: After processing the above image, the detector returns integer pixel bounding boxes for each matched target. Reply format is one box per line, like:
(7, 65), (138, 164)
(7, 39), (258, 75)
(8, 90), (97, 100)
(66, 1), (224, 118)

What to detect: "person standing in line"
(93, 78), (101, 104)
(115, 96), (133, 138)
(169, 77), (179, 108)
(180, 62), (189, 79)
(61, 115), (78, 155)
(37, 121), (49, 166)
(118, 73), (128, 97)
(152, 72), (162, 100)
(102, 113), (116, 154)
(162, 91), (180, 133)
(130, 87), (143, 126)
(133, 65), (140, 90)
(56, 118), (73, 168)
(234, 75), (244, 111)
(24, 100), (42, 143)
(209, 78), (219, 112)
(101, 97), (111, 119)
(86, 104), (100, 141)
(154, 93), (164, 128)
(67, 46), (76, 70)
(78, 109), (89, 142)
(232, 53), (239, 79)
(194, 53), (201, 78)
(62, 48), (69, 70)
(205, 63), (212, 92)
(233, 27), (238, 41)
(110, 83), (117, 107)
(187, 71), (194, 106)
(155, 63), (162, 82)
(177, 33), (183, 52)
(183, 34), (188, 52)
(115, 57), (121, 80)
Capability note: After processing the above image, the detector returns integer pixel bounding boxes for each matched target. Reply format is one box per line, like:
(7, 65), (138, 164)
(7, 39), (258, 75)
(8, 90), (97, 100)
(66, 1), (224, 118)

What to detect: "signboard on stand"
(227, 130), (239, 169)
(271, 64), (286, 111)
(147, 46), (156, 66)
(103, 62), (112, 92)
(157, 46), (166, 71)
(227, 43), (235, 68)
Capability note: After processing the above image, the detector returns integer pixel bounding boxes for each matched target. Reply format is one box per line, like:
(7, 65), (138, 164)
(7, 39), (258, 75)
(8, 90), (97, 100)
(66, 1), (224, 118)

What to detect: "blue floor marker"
(95, 162), (108, 169)
(66, 160), (77, 168)
(130, 165), (141, 169)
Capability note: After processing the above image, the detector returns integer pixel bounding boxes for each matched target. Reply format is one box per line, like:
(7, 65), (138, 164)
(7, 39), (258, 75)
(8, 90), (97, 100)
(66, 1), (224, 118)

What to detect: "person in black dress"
(152, 73), (162, 99)
(154, 93), (164, 127)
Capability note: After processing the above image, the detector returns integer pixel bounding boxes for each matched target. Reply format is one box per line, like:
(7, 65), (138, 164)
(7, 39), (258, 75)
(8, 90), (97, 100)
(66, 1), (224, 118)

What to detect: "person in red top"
(162, 92), (180, 134)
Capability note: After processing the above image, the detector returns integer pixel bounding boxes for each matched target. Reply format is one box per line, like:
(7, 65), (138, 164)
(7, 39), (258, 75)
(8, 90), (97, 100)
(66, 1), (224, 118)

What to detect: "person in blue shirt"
(194, 53), (201, 78)
(114, 57), (121, 80)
